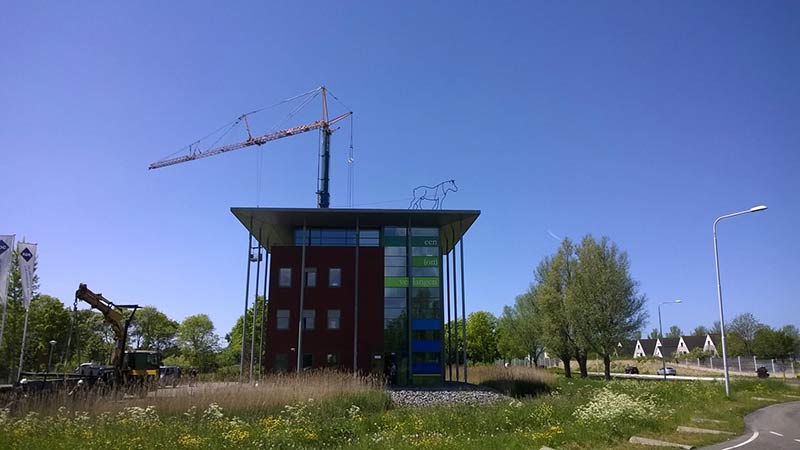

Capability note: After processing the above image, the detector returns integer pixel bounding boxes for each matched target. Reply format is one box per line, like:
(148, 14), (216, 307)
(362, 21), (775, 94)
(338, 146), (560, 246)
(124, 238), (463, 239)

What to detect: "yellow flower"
(222, 428), (249, 443)
(177, 434), (204, 448)
(260, 416), (283, 434)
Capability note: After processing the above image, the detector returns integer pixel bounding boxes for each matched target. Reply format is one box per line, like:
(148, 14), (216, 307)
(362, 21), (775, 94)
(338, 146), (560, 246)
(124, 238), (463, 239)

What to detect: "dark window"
(329, 268), (342, 287)
(274, 353), (288, 372)
(385, 266), (407, 277)
(305, 268), (317, 287)
(411, 266), (439, 277)
(302, 353), (313, 369)
(383, 227), (407, 237)
(384, 256), (407, 267)
(279, 268), (292, 287)
(302, 309), (315, 330)
(411, 247), (438, 257)
(277, 310), (290, 330)
(411, 227), (438, 237)
(327, 309), (341, 330)
(326, 353), (338, 367)
(359, 229), (380, 247)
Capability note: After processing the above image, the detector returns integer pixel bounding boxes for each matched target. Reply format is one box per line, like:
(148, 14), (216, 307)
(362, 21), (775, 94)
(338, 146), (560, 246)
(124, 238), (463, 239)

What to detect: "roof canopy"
(231, 207), (480, 254)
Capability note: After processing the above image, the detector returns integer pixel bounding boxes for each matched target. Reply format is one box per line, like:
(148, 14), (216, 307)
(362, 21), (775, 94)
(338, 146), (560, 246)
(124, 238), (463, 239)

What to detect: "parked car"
(624, 366), (639, 374)
(656, 366), (677, 376)
(756, 366), (770, 378)
(159, 366), (182, 387)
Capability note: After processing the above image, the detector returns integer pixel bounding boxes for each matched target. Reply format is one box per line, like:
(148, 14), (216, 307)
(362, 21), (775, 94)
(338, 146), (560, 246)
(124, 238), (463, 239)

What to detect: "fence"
(676, 356), (797, 378)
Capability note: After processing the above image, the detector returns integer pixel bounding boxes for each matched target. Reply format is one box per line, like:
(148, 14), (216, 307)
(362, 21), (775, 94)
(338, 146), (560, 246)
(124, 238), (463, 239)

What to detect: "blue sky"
(2, 2), (798, 338)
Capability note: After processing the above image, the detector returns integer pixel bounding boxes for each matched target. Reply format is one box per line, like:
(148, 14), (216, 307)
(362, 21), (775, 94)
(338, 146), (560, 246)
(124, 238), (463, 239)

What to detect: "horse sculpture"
(409, 179), (458, 210)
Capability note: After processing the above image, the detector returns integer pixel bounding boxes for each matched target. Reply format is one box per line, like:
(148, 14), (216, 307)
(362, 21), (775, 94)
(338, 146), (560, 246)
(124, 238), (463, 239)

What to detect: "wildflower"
(202, 402), (224, 421)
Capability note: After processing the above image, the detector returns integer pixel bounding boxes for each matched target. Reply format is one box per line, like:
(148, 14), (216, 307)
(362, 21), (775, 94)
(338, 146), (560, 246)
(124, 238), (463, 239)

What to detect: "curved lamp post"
(658, 300), (682, 380)
(714, 205), (767, 396)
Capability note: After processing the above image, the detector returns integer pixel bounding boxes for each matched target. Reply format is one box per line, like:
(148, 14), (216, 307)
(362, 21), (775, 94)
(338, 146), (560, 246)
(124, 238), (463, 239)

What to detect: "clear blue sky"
(2, 2), (798, 339)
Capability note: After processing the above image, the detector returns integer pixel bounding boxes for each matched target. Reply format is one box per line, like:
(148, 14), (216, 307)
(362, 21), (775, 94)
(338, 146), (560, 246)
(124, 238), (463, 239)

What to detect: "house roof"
(681, 335), (707, 350)
(230, 207), (480, 254)
(617, 340), (637, 358)
(707, 334), (721, 346)
(657, 338), (680, 356)
(637, 339), (658, 354)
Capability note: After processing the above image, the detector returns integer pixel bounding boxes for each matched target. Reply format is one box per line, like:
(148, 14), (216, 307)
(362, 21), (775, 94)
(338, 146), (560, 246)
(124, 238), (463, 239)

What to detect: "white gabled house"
(654, 338), (680, 358)
(634, 339), (657, 358)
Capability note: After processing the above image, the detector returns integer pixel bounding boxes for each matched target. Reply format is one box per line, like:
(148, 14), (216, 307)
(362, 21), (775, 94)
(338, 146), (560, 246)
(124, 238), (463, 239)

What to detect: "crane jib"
(148, 120), (328, 170)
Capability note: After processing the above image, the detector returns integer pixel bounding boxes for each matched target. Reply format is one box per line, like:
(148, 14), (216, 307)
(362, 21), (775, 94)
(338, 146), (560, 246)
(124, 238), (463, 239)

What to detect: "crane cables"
(151, 87), (322, 165)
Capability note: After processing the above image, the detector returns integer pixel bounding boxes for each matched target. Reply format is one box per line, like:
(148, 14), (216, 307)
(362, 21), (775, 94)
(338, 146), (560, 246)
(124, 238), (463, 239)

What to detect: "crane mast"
(149, 86), (351, 208)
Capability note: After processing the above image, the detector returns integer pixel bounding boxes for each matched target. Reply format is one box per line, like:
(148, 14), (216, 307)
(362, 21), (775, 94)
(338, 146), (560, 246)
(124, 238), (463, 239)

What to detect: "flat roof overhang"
(231, 207), (480, 254)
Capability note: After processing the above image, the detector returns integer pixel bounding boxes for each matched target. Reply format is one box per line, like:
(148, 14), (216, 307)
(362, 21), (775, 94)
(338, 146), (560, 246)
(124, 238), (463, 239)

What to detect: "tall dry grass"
(10, 371), (386, 417)
(467, 364), (555, 398)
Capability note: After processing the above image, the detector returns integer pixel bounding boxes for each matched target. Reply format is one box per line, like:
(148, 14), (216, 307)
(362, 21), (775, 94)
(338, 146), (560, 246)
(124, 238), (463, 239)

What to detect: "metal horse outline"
(409, 179), (458, 210)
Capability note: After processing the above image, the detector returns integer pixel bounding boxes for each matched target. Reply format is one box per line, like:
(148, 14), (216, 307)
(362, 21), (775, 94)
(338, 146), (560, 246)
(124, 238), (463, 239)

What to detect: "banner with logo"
(0, 235), (14, 306)
(17, 242), (36, 310)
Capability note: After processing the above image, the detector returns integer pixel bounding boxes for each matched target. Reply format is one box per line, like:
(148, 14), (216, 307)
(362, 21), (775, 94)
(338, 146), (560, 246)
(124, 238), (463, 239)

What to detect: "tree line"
(453, 236), (798, 373)
(0, 250), (261, 381)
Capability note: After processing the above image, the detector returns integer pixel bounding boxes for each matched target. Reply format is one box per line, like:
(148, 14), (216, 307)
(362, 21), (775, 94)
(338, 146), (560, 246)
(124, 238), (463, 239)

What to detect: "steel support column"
(353, 219), (360, 373)
(240, 216), (254, 380)
(296, 221), (308, 372)
(452, 242), (459, 381)
(445, 241), (452, 381)
(249, 228), (262, 381)
(459, 232), (468, 384)
(258, 238), (269, 374)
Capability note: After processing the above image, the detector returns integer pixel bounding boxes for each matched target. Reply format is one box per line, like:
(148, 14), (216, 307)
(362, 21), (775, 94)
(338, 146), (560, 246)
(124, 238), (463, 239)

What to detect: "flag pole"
(16, 307), (30, 380)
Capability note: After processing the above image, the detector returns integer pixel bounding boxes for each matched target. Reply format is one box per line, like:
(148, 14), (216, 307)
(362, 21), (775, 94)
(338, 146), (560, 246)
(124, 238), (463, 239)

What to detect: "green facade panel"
(412, 256), (439, 267)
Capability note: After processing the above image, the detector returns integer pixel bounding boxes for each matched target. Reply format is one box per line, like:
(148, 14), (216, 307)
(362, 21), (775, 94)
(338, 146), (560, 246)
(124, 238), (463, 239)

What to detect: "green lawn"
(1, 373), (796, 450)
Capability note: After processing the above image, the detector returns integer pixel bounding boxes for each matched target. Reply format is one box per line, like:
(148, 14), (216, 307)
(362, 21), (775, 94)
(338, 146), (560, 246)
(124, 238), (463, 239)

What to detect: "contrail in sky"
(547, 230), (561, 242)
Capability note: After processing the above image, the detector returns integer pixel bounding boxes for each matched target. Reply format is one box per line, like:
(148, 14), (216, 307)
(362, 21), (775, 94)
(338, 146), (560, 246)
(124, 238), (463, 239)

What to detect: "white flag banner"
(0, 235), (14, 306)
(17, 242), (36, 310)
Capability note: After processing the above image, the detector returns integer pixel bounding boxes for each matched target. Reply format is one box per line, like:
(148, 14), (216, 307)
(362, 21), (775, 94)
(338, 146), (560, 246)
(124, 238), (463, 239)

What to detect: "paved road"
(701, 401), (800, 450)
(587, 372), (722, 382)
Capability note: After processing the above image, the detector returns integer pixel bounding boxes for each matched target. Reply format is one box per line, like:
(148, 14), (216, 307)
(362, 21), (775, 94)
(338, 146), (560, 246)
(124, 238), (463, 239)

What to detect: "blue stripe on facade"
(411, 319), (441, 330)
(412, 362), (441, 374)
(412, 340), (441, 352)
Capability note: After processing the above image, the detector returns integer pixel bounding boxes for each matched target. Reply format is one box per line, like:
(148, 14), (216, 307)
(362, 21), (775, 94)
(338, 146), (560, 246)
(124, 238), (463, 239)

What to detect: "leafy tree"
(130, 306), (179, 352)
(710, 321), (721, 335)
(464, 311), (498, 364)
(781, 325), (800, 358)
(667, 326), (682, 339)
(177, 314), (220, 371)
(647, 328), (659, 339)
(692, 326), (709, 336)
(568, 235), (647, 379)
(725, 333), (748, 357)
(496, 292), (542, 364)
(224, 296), (267, 366)
(752, 327), (797, 361)
(533, 240), (580, 377)
(728, 313), (765, 356)
(26, 295), (70, 371)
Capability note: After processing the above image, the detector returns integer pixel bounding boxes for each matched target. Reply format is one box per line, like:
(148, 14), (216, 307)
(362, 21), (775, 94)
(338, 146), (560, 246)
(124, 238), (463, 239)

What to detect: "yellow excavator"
(73, 283), (161, 394)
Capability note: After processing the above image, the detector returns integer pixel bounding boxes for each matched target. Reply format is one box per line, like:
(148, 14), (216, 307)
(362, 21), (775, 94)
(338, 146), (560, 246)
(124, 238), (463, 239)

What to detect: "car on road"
(656, 366), (677, 376)
(624, 366), (639, 374)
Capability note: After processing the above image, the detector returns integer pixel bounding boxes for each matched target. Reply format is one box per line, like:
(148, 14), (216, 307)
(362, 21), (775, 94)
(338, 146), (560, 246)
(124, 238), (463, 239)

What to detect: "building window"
(274, 353), (288, 372)
(327, 309), (341, 330)
(279, 268), (292, 287)
(302, 353), (313, 370)
(329, 268), (342, 287)
(277, 310), (290, 330)
(302, 309), (315, 330)
(305, 268), (317, 287)
(326, 353), (338, 367)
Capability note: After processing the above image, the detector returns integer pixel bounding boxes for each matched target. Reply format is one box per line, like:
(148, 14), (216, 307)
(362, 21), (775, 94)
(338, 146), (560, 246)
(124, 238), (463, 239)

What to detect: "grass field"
(1, 367), (796, 450)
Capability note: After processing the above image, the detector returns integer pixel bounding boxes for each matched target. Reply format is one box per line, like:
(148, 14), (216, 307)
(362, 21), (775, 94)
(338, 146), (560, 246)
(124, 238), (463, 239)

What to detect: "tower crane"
(148, 87), (352, 208)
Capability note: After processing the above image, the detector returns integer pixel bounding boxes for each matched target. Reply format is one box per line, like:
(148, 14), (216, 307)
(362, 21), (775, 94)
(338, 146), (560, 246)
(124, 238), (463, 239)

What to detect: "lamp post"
(47, 340), (57, 373)
(658, 300), (682, 380)
(714, 205), (768, 397)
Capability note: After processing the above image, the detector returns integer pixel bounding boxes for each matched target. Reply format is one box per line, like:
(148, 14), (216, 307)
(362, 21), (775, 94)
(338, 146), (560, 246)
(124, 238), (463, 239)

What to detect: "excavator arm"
(75, 283), (139, 371)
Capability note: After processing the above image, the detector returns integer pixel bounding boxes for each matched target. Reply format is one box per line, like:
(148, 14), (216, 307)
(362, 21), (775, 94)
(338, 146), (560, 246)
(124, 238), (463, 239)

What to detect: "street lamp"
(713, 205), (768, 397)
(658, 300), (682, 380)
(47, 340), (57, 373)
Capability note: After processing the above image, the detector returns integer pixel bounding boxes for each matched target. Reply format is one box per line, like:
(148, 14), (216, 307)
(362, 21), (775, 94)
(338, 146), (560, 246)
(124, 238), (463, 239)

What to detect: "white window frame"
(329, 268), (342, 287)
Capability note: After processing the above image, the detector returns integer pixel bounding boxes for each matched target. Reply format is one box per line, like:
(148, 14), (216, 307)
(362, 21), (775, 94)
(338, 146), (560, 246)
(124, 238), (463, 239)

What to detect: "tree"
(728, 313), (765, 356)
(752, 327), (797, 361)
(177, 314), (220, 371)
(496, 292), (543, 364)
(130, 306), (179, 352)
(533, 239), (580, 378)
(464, 311), (498, 364)
(26, 295), (70, 371)
(781, 325), (800, 359)
(647, 328), (659, 339)
(224, 295), (267, 367)
(667, 326), (682, 339)
(568, 235), (647, 379)
(692, 326), (709, 336)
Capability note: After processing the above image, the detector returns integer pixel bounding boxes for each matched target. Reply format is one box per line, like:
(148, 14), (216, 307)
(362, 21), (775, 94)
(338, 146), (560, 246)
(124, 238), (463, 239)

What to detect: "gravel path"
(388, 382), (511, 408)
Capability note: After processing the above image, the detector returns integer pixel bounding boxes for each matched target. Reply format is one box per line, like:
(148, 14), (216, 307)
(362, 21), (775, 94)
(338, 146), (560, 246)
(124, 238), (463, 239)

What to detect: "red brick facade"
(262, 245), (384, 373)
